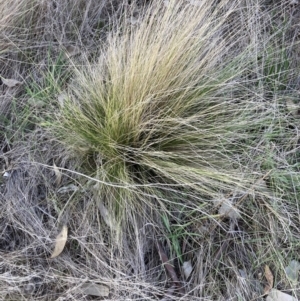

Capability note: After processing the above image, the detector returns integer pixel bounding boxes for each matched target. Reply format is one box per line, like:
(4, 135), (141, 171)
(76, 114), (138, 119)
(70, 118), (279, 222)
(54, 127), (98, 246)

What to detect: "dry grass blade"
(50, 225), (68, 259)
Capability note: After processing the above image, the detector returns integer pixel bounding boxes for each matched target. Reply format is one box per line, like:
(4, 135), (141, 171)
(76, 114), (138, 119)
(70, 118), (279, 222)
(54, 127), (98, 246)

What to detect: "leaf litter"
(1, 77), (22, 88)
(263, 264), (298, 301)
(218, 198), (240, 219)
(182, 261), (193, 279)
(285, 260), (300, 284)
(264, 265), (274, 294)
(266, 289), (298, 301)
(50, 225), (68, 259)
(156, 242), (185, 295)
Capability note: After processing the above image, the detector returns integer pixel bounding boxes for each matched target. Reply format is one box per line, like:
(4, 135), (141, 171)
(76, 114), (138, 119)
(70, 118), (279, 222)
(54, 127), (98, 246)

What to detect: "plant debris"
(50, 225), (68, 259)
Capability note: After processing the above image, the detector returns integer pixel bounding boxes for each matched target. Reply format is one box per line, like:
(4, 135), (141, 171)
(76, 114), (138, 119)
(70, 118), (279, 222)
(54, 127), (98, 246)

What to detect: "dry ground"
(1, 0), (300, 300)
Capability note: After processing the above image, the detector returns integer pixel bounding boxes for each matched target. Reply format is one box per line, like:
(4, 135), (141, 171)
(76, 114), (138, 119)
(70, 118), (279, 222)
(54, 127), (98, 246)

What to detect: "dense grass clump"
(51, 1), (275, 222)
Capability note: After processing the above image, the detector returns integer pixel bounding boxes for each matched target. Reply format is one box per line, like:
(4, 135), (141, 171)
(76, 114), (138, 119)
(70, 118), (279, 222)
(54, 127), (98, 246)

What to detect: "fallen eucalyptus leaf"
(264, 265), (274, 294)
(157, 242), (185, 295)
(285, 260), (300, 284)
(53, 163), (62, 186)
(266, 289), (297, 301)
(182, 261), (193, 279)
(1, 77), (22, 88)
(50, 225), (68, 258)
(80, 283), (109, 297)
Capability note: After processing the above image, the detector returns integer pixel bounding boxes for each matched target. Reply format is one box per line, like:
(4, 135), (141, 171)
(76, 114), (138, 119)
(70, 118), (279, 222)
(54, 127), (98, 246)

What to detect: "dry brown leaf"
(266, 289), (297, 301)
(264, 265), (274, 294)
(2, 77), (22, 88)
(50, 225), (68, 259)
(80, 283), (109, 297)
(53, 163), (62, 186)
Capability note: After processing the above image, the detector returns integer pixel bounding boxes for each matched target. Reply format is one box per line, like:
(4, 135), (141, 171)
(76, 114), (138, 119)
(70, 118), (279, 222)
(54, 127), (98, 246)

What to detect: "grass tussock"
(1, 0), (300, 300)
(51, 1), (279, 222)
